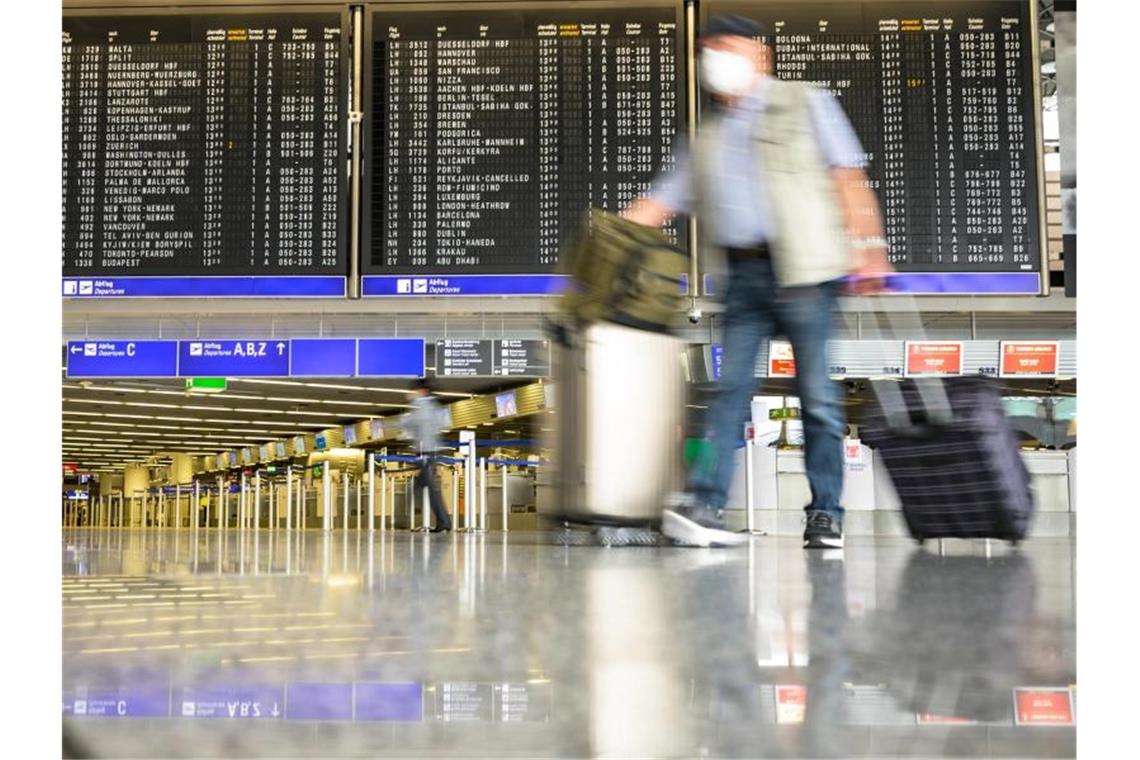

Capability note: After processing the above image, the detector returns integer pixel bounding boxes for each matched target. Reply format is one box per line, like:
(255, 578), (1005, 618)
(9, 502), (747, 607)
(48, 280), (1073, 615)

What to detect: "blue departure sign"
(178, 341), (289, 377)
(290, 339), (356, 377)
(66, 341), (178, 378)
(362, 275), (567, 297)
(178, 684), (284, 720)
(357, 339), (425, 377)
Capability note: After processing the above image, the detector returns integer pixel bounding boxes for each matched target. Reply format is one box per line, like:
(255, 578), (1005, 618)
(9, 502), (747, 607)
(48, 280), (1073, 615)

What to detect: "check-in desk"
(725, 444), (1075, 537)
(1022, 449), (1075, 537)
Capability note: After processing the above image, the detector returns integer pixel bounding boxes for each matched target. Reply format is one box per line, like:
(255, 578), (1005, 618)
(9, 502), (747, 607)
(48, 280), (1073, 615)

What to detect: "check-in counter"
(1022, 450), (1071, 512)
(485, 473), (538, 531)
(774, 444), (876, 512)
(1068, 448), (1076, 513)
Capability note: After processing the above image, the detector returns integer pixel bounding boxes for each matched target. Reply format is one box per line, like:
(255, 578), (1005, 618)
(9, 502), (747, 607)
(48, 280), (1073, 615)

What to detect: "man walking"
(625, 15), (891, 549)
(404, 378), (453, 533)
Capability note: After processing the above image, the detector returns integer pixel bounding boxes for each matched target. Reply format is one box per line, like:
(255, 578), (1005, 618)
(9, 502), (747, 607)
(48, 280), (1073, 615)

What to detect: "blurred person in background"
(624, 15), (892, 549)
(404, 378), (452, 533)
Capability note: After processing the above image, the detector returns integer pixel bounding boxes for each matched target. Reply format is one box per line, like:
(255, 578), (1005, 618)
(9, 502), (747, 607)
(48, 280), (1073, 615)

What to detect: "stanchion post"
(745, 438), (755, 534)
(499, 462), (507, 533)
(254, 471), (262, 531)
(479, 462), (488, 531)
(286, 470), (293, 533)
(381, 465), (389, 533)
(343, 471), (350, 532)
(322, 462), (332, 533)
(407, 478), (415, 531)
(368, 453), (376, 534)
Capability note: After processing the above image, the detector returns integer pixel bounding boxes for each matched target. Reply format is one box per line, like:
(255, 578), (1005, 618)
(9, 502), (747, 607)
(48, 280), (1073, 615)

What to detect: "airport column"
(254, 471), (261, 531)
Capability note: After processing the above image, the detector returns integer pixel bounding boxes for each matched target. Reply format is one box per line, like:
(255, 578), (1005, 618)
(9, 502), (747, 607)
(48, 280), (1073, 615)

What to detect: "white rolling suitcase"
(549, 321), (686, 533)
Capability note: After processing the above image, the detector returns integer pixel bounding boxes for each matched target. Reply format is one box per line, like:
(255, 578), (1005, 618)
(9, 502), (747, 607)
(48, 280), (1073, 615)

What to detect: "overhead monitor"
(343, 425), (357, 445)
(275, 441), (288, 459)
(363, 2), (686, 290)
(62, 9), (349, 296)
(494, 390), (518, 419)
(700, 0), (1045, 294)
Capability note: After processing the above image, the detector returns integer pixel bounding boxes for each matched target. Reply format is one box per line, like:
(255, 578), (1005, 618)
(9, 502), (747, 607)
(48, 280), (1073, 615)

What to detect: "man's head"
(698, 15), (771, 100)
(411, 377), (434, 398)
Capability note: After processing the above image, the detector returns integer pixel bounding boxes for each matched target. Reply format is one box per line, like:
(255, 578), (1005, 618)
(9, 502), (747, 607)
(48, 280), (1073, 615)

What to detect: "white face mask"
(699, 49), (756, 97)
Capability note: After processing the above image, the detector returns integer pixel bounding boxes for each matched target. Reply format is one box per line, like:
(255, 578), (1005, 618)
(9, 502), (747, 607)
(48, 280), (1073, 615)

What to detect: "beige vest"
(692, 79), (851, 289)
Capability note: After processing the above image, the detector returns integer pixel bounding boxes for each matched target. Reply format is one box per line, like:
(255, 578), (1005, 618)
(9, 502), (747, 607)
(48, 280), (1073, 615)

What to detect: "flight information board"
(365, 2), (685, 276)
(703, 0), (1043, 283)
(62, 10), (349, 280)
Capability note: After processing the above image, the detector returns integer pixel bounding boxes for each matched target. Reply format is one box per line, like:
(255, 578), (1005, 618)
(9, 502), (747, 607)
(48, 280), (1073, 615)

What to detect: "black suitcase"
(855, 550), (1037, 723)
(862, 376), (1035, 543)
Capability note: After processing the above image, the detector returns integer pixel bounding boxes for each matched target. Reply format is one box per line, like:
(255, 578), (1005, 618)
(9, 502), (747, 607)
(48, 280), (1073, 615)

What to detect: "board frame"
(696, 0), (1050, 296)
(359, 0), (688, 296)
(61, 3), (352, 297)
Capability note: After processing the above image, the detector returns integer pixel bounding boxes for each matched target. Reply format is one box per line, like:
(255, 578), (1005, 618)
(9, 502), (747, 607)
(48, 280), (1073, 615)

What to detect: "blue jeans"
(687, 257), (846, 523)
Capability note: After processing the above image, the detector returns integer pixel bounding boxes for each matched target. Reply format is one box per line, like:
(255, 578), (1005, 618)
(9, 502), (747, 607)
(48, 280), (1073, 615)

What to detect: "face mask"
(699, 49), (756, 97)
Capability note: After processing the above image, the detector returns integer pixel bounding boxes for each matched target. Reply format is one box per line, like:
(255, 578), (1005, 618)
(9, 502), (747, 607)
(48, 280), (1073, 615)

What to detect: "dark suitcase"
(862, 376), (1035, 543)
(855, 550), (1037, 723)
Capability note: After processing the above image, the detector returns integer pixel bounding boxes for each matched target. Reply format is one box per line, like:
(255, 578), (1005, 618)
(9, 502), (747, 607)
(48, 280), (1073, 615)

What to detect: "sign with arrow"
(66, 341), (178, 378)
(177, 684), (285, 720)
(178, 340), (289, 377)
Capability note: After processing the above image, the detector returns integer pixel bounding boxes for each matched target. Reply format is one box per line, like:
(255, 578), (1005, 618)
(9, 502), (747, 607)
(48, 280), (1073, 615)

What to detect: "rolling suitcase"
(861, 374), (1036, 544)
(548, 320), (686, 532)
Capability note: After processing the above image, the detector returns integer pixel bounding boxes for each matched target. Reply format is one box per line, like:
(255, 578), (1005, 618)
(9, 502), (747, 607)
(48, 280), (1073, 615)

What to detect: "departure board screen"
(365, 2), (685, 275)
(703, 1), (1042, 275)
(62, 11), (348, 278)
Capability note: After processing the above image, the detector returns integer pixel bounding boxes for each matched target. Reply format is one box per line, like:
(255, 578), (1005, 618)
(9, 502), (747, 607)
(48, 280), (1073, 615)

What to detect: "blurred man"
(625, 15), (892, 549)
(404, 378), (452, 533)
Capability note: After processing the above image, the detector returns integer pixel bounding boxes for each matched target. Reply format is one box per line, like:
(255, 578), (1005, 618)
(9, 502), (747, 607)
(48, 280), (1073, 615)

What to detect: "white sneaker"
(662, 505), (749, 548)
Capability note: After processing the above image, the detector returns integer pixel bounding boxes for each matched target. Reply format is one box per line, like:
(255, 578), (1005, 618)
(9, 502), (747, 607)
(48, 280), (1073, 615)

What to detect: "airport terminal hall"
(50, 0), (1081, 757)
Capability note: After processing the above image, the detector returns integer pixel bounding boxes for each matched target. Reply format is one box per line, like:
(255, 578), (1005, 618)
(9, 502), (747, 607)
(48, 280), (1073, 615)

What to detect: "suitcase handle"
(861, 289), (955, 432)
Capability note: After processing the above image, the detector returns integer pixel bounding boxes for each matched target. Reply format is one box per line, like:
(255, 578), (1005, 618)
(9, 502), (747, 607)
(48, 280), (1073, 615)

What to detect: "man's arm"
(832, 167), (892, 294)
(622, 144), (693, 228)
(808, 89), (893, 293)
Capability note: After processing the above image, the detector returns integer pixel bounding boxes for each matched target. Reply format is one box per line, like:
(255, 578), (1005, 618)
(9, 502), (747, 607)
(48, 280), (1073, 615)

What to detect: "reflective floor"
(62, 529), (1076, 758)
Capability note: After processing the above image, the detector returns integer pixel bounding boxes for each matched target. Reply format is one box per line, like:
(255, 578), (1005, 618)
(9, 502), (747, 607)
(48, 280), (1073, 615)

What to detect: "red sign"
(1014, 688), (1074, 726)
(1000, 341), (1060, 377)
(775, 685), (806, 724)
(768, 341), (796, 377)
(905, 341), (964, 377)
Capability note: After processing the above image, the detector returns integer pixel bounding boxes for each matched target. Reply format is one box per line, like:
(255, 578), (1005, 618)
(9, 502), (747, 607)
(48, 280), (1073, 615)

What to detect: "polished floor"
(62, 528), (1076, 758)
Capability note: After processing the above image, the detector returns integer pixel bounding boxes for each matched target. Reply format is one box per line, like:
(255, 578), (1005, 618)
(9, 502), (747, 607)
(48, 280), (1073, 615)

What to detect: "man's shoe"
(429, 524), (451, 534)
(803, 510), (844, 549)
(662, 499), (749, 548)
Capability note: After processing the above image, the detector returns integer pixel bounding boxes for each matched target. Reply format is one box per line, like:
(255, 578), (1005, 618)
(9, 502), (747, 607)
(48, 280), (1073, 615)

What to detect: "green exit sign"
(185, 377), (227, 393)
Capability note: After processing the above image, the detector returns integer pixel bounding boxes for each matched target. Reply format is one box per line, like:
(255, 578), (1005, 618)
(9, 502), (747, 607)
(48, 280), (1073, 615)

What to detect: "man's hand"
(622, 197), (672, 229)
(848, 244), (894, 295)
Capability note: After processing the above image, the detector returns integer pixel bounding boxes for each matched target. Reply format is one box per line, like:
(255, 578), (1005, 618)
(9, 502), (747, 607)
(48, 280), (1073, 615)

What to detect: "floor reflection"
(62, 529), (1075, 758)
